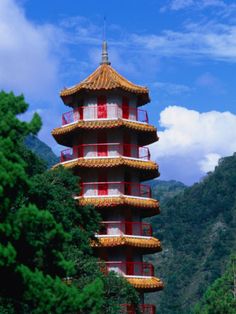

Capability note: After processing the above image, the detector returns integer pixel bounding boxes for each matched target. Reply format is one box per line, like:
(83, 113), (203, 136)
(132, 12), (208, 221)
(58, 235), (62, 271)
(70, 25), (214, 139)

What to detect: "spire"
(100, 17), (110, 65)
(100, 40), (111, 65)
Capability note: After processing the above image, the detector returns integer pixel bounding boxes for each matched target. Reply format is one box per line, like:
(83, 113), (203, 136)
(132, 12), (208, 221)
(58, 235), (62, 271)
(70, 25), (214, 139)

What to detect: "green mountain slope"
(149, 180), (186, 203)
(25, 135), (59, 168)
(193, 256), (236, 314)
(147, 153), (236, 313)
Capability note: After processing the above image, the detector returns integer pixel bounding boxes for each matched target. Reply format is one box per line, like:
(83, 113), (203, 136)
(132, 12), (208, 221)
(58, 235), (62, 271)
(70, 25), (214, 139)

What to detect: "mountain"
(25, 135), (59, 168)
(147, 153), (236, 313)
(193, 256), (236, 313)
(149, 180), (186, 203)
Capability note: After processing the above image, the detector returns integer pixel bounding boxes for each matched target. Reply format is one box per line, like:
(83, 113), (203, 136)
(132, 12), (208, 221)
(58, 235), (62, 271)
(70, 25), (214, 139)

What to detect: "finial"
(100, 17), (111, 65)
(100, 41), (111, 65)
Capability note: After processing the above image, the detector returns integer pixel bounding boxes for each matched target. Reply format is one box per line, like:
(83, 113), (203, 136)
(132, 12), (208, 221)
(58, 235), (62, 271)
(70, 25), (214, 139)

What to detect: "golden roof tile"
(91, 236), (162, 252)
(57, 157), (158, 172)
(51, 120), (158, 147)
(78, 196), (159, 210)
(60, 64), (150, 105)
(78, 196), (160, 217)
(58, 157), (159, 181)
(127, 277), (164, 291)
(52, 119), (157, 135)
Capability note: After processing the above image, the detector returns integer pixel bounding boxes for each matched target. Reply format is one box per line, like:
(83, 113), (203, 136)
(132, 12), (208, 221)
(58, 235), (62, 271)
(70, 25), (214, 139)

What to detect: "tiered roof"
(127, 277), (164, 292)
(92, 236), (162, 252)
(77, 196), (159, 213)
(52, 120), (158, 147)
(60, 63), (150, 106)
(57, 157), (159, 181)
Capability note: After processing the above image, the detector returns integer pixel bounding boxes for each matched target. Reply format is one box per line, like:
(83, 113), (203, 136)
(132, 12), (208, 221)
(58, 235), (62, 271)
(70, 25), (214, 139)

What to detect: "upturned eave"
(60, 64), (150, 106)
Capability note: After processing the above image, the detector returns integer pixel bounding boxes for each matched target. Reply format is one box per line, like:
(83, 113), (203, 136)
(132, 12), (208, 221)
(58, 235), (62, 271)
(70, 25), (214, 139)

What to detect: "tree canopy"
(0, 91), (139, 313)
(193, 256), (236, 314)
(148, 153), (236, 313)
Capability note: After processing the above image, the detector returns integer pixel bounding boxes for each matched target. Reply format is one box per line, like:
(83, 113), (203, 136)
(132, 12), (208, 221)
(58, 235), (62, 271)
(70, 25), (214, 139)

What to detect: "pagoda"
(52, 42), (163, 314)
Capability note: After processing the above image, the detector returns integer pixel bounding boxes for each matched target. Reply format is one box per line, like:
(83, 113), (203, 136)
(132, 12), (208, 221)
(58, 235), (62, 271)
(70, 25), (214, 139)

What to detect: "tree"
(0, 91), (104, 313)
(27, 146), (140, 313)
(0, 91), (139, 313)
(28, 166), (100, 255)
(193, 256), (236, 314)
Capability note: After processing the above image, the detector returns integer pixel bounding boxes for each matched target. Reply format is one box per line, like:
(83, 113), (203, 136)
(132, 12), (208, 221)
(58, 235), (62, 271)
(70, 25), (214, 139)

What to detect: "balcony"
(60, 143), (150, 162)
(98, 221), (153, 237)
(80, 182), (151, 199)
(62, 104), (149, 125)
(103, 261), (154, 277)
(121, 304), (156, 314)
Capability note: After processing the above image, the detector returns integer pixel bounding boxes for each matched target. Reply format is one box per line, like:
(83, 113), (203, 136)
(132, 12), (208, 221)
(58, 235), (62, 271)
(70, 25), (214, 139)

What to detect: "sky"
(1, 0), (236, 184)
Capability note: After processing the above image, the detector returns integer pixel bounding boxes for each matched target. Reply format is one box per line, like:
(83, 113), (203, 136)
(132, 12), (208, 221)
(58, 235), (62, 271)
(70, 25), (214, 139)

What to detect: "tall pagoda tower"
(52, 42), (163, 314)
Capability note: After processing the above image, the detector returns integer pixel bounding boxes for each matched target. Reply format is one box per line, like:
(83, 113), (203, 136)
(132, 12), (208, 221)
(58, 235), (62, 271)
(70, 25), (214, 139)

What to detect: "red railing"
(104, 261), (154, 277)
(80, 181), (151, 198)
(98, 221), (153, 237)
(60, 143), (150, 162)
(62, 104), (149, 125)
(121, 304), (156, 314)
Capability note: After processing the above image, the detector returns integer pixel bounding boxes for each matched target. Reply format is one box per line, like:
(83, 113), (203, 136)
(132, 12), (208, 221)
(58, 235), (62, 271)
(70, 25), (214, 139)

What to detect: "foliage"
(193, 256), (236, 314)
(0, 91), (41, 216)
(149, 179), (186, 203)
(102, 272), (140, 314)
(0, 90), (139, 313)
(28, 166), (100, 255)
(74, 257), (140, 314)
(147, 153), (236, 313)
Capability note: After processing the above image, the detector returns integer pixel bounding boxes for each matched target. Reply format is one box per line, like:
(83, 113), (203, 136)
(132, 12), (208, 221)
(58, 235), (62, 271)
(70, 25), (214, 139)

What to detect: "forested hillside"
(147, 153), (236, 313)
(193, 255), (236, 314)
(149, 180), (186, 202)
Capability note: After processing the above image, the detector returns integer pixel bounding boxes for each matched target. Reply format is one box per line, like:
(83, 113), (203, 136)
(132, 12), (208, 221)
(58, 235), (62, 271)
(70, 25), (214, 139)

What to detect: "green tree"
(193, 256), (236, 314)
(0, 91), (104, 313)
(0, 91), (139, 313)
(27, 153), (140, 313)
(28, 166), (100, 255)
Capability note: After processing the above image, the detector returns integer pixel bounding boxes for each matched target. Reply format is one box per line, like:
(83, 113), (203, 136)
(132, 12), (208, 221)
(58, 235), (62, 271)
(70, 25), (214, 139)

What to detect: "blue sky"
(1, 0), (236, 184)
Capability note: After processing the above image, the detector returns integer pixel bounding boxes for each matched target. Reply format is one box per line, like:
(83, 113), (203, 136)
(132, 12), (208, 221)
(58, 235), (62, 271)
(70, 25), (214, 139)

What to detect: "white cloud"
(0, 0), (61, 102)
(59, 16), (101, 46)
(0, 1), (92, 153)
(169, 0), (195, 10)
(201, 0), (225, 6)
(131, 22), (236, 62)
(150, 106), (236, 184)
(199, 153), (221, 172)
(163, 0), (226, 11)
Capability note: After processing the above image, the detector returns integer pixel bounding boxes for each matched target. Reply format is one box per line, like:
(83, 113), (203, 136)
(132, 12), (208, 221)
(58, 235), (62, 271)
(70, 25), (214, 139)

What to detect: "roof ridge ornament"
(100, 40), (111, 65)
(100, 16), (111, 65)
